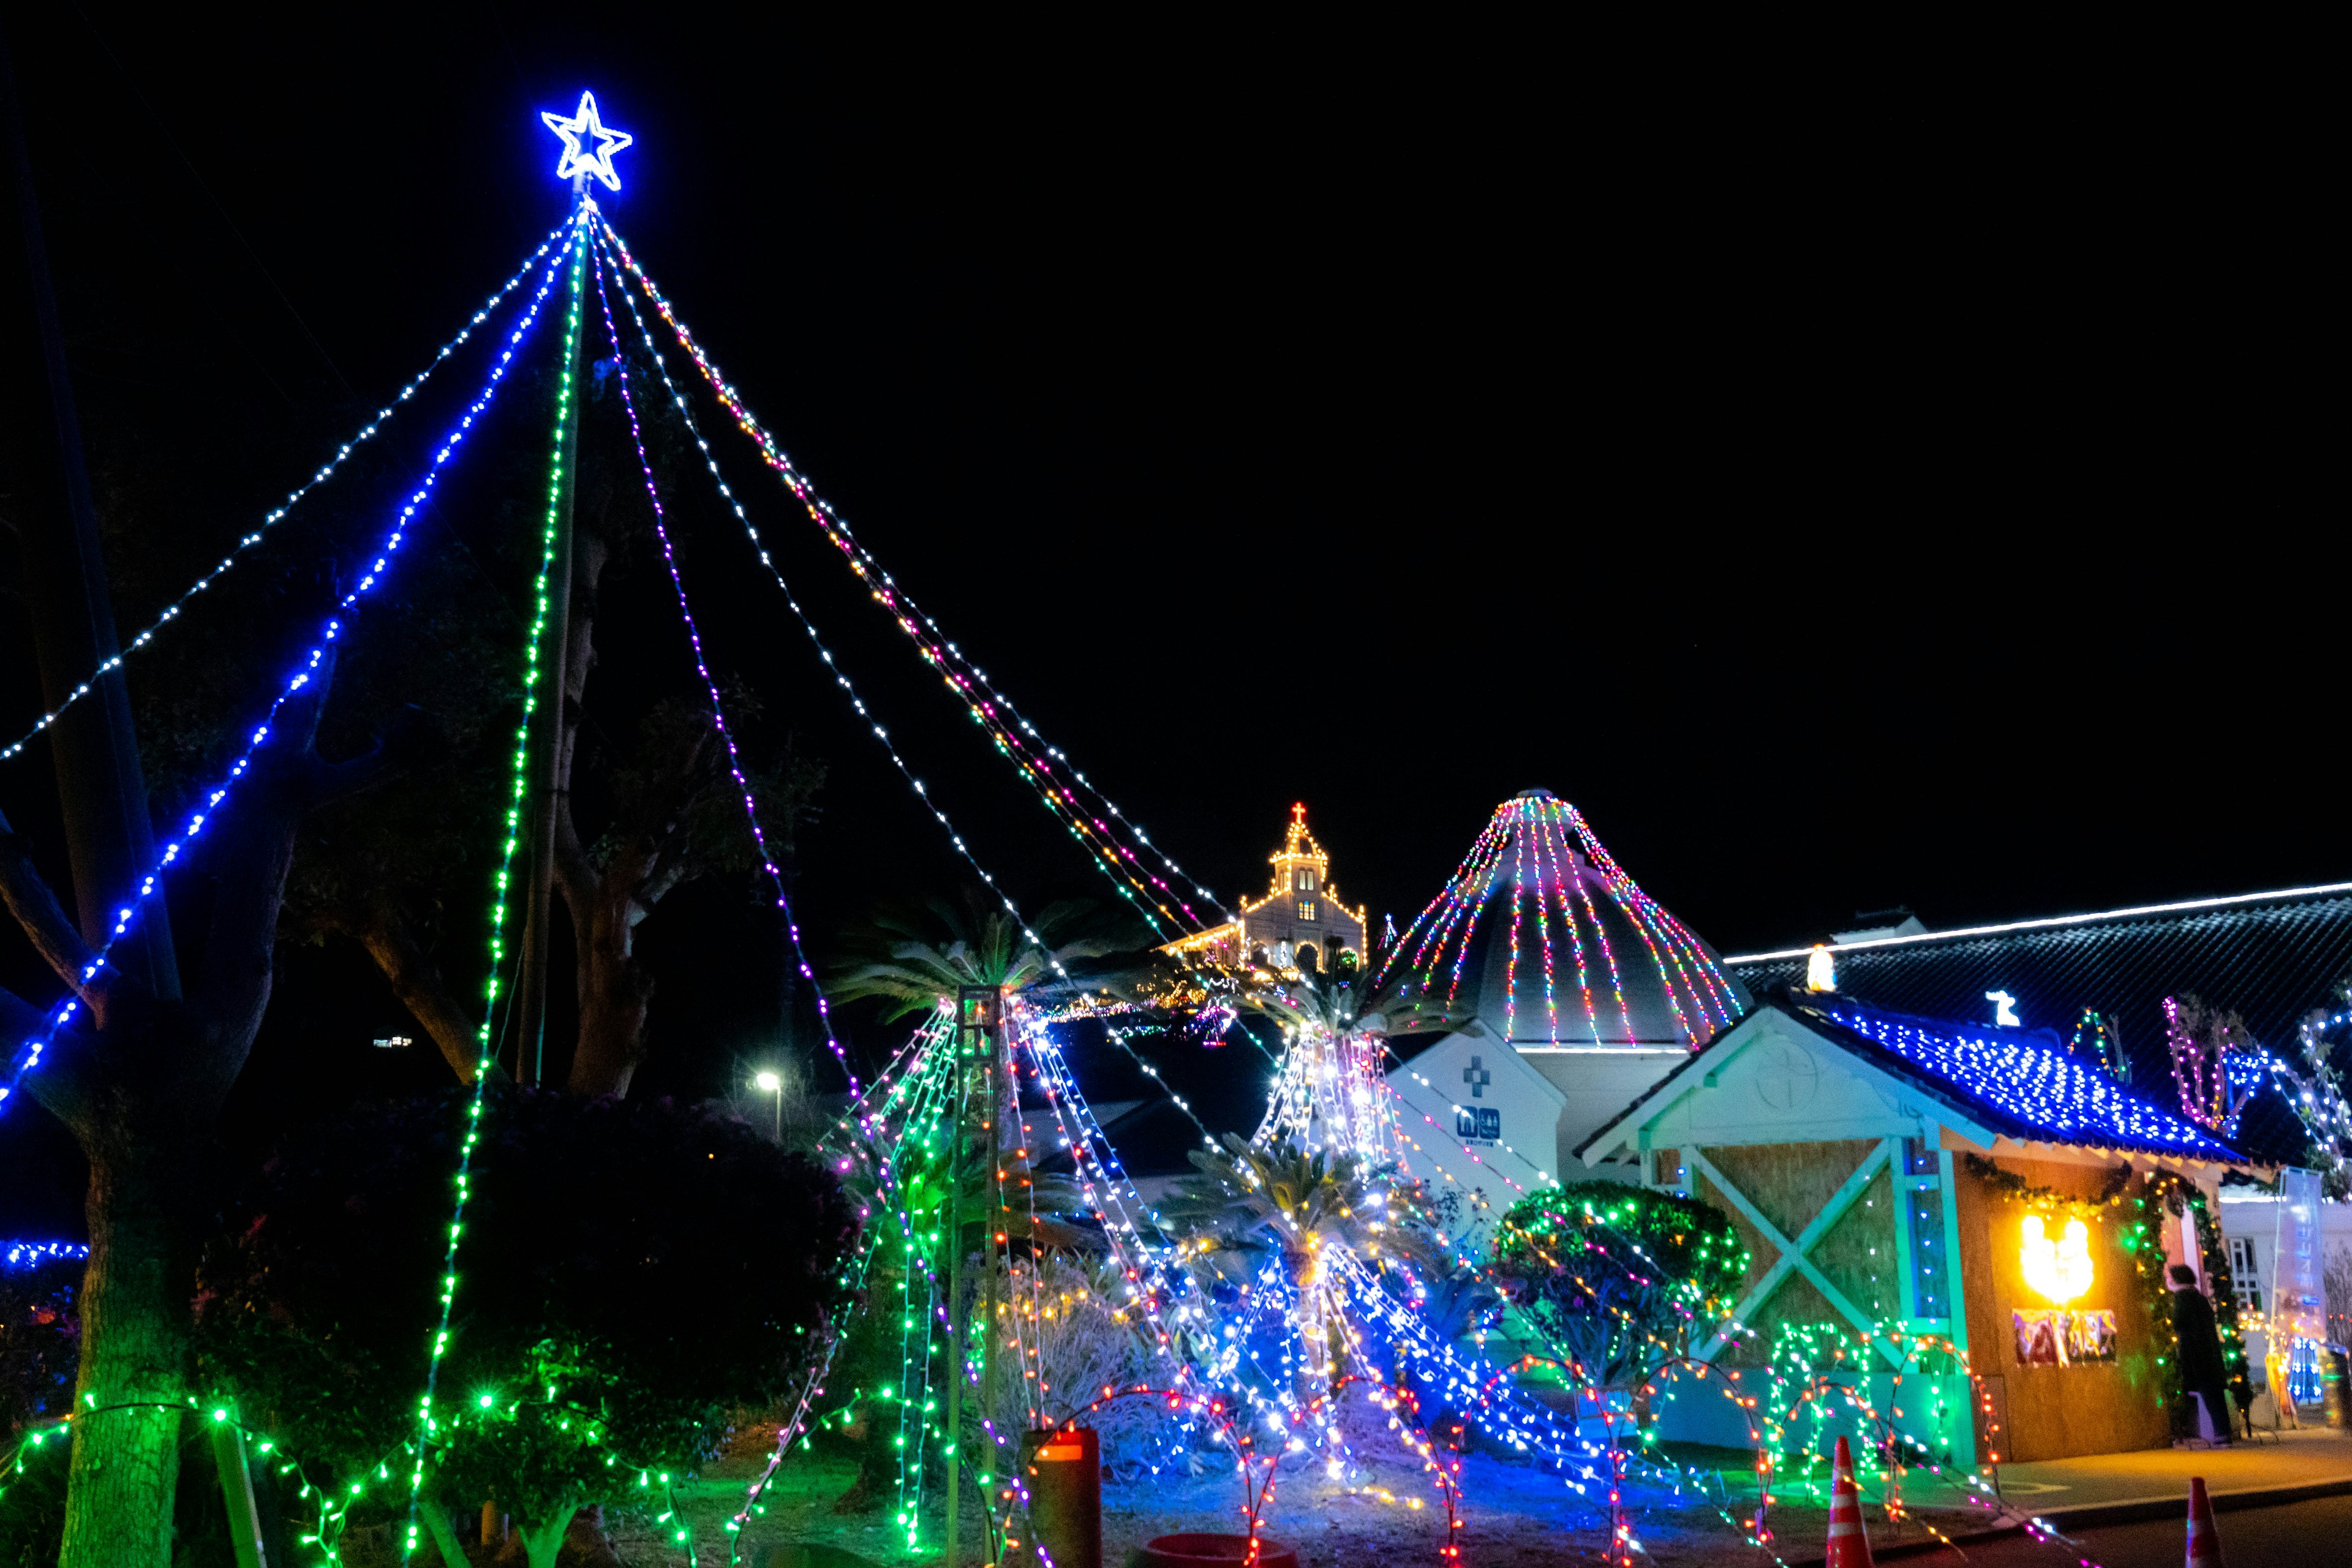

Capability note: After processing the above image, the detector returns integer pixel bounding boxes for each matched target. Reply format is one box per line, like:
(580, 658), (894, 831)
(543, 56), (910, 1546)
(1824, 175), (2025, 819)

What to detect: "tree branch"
(349, 904), (479, 1085)
(302, 705), (442, 809)
(0, 805), (104, 1009)
(185, 663), (339, 1084)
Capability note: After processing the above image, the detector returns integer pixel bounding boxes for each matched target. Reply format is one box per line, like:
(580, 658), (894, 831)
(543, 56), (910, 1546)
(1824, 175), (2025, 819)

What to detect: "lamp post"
(755, 1069), (782, 1141)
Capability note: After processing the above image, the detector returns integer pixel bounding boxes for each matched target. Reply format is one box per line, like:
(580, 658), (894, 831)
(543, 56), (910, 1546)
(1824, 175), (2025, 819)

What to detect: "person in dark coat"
(2170, 1264), (2234, 1442)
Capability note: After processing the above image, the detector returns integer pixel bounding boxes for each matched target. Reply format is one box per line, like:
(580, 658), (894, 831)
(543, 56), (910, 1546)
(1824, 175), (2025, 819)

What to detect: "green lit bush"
(197, 1087), (859, 1567)
(1487, 1183), (1746, 1390)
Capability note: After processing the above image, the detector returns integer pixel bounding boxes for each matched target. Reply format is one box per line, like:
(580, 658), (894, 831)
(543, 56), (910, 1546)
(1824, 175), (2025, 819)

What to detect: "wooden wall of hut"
(1955, 1154), (2171, 1463)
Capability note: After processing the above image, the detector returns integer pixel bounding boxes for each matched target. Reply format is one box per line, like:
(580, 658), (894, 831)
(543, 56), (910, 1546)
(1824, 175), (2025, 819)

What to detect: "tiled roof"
(1786, 997), (2244, 1161)
(1726, 888), (2352, 1159)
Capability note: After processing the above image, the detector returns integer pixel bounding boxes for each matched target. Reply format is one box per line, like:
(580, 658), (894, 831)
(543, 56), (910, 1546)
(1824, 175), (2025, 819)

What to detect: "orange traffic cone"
(1825, 1435), (1875, 1568)
(2185, 1476), (2225, 1568)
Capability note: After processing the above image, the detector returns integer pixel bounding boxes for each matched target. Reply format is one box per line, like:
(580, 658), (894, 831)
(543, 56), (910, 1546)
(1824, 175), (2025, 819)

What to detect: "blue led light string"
(587, 251), (858, 1096)
(0, 238), (568, 1125)
(1821, 1004), (2240, 1158)
(399, 208), (586, 1562)
(0, 220), (570, 769)
(592, 225), (1218, 1140)
(595, 222), (1223, 937)
(1, 1240), (88, 1271)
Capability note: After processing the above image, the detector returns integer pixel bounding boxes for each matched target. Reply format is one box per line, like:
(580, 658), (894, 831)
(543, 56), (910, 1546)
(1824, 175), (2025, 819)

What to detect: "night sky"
(1, 17), (2338, 1227)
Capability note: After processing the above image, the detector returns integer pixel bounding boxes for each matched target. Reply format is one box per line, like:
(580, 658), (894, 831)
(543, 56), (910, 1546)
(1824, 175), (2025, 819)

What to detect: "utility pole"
(513, 179), (588, 1083)
(948, 986), (1005, 1567)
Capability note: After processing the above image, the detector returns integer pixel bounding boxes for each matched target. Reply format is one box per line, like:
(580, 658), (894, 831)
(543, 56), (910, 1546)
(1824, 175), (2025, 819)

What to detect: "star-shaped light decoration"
(541, 91), (633, 191)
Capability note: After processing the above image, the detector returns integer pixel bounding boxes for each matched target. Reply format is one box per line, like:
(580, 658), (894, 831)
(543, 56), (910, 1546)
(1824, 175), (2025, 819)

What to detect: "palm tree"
(827, 889), (1129, 1019)
(1163, 1134), (1448, 1287)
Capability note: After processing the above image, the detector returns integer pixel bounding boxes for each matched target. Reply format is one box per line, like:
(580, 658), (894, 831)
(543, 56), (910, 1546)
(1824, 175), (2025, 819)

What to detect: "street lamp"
(755, 1069), (782, 1140)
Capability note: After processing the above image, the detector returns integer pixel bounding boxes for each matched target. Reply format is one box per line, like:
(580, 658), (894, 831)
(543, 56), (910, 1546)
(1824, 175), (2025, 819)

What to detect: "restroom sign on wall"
(1457, 1107), (1502, 1142)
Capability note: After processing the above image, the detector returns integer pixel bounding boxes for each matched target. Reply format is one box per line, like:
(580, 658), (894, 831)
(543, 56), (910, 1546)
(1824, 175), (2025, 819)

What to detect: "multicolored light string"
(1382, 793), (1743, 1050)
(590, 224), (1212, 1135)
(0, 231), (566, 1126)
(0, 220), (570, 769)
(594, 220), (1223, 940)
(587, 247), (856, 1096)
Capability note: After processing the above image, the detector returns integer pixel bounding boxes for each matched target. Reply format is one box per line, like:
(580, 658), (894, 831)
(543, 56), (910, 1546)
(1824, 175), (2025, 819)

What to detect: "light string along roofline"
(0, 219), (570, 769)
(0, 237), (568, 1125)
(399, 207), (587, 1562)
(593, 219), (1222, 941)
(590, 225), (1218, 1140)
(588, 247), (858, 1097)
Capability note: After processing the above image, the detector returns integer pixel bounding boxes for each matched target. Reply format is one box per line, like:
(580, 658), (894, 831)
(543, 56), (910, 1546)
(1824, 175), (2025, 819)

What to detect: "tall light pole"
(755, 1069), (782, 1141)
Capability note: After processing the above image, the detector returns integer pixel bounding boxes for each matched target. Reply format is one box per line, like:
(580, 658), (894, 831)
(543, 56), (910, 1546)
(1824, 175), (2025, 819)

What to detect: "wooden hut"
(1578, 993), (2256, 1463)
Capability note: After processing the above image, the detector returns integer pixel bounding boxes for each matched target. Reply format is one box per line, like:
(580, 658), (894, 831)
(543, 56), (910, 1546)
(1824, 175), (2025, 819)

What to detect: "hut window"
(1902, 1136), (1938, 1175)
(1652, 1148), (1683, 1188)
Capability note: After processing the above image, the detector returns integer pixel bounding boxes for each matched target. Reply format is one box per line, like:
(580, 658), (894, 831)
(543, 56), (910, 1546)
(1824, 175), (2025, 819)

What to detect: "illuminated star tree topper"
(541, 90), (633, 192)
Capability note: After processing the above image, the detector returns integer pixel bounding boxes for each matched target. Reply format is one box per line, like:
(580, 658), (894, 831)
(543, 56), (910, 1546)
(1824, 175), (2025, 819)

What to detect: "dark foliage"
(195, 1088), (860, 1530)
(0, 1257), (80, 1440)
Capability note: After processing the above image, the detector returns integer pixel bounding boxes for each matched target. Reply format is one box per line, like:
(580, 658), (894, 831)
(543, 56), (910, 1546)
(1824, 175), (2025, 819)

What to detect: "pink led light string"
(594, 221), (1219, 940)
(1531, 810), (1607, 1044)
(589, 252), (858, 1096)
(1546, 807), (1640, 1044)
(1559, 799), (1741, 1033)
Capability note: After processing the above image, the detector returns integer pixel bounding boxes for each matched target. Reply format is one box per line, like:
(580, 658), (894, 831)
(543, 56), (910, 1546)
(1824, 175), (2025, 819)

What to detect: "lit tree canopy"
(1488, 1183), (1747, 1390)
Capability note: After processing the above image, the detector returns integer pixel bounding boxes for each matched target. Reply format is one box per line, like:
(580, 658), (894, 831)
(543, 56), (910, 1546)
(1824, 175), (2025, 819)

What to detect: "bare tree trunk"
(350, 904), (480, 1084)
(558, 842), (659, 1097)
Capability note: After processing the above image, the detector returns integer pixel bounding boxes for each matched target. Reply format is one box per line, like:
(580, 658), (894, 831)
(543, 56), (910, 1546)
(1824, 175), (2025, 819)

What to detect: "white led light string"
(1, 238), (568, 1124)
(594, 221), (1223, 939)
(0, 219), (570, 769)
(588, 249), (859, 1096)
(592, 225), (1219, 1144)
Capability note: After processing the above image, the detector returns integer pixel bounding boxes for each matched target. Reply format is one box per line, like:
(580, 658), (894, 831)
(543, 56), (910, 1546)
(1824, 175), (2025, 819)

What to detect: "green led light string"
(398, 205), (589, 1562)
(2, 1402), (412, 1567)
(726, 1008), (957, 1557)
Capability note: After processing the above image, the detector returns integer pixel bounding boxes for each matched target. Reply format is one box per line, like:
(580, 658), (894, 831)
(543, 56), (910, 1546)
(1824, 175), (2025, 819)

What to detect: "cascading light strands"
(1383, 790), (1745, 1051)
(0, 219), (570, 769)
(0, 238), (567, 1126)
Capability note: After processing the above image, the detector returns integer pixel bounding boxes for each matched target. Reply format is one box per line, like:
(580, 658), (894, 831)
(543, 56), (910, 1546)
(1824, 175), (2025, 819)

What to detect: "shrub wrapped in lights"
(1487, 1183), (1747, 1393)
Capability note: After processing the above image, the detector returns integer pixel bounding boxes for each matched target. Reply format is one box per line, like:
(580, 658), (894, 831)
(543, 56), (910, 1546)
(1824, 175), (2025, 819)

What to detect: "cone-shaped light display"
(1383, 790), (1747, 1050)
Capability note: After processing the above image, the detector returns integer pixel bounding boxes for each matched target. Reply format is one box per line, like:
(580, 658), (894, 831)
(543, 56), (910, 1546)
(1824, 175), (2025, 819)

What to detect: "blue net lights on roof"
(1821, 1005), (2242, 1159)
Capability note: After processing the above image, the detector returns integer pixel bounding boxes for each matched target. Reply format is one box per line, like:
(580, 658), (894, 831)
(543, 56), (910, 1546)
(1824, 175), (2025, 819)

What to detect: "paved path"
(1949, 1492), (2352, 1566)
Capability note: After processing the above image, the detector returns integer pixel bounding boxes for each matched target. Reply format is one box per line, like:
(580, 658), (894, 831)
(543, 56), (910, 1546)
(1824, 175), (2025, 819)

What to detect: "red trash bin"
(1020, 1428), (1102, 1568)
